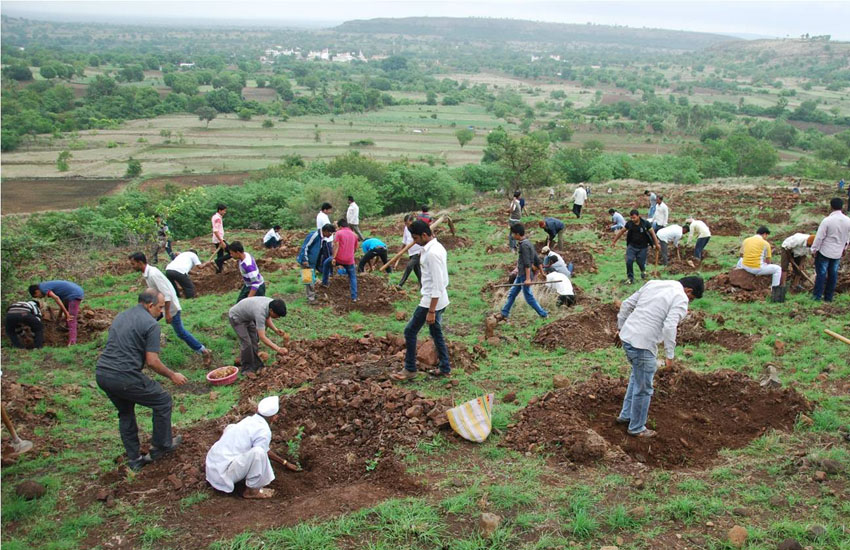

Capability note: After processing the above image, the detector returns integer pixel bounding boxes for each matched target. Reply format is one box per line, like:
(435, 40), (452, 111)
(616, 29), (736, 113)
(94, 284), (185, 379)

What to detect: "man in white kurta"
(205, 396), (294, 499)
(545, 272), (575, 307)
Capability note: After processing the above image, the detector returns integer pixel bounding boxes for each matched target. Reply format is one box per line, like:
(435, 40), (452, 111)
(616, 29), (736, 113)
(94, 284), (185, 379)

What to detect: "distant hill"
(335, 17), (737, 52)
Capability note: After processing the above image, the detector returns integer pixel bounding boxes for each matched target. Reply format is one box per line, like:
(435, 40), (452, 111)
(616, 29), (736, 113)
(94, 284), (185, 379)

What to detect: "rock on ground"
(728, 525), (748, 547)
(15, 480), (46, 500)
(478, 512), (501, 537)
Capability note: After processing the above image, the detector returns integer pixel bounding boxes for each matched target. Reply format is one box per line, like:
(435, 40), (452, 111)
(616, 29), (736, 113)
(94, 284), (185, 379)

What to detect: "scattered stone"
(729, 269), (772, 291)
(600, 546), (619, 550)
(15, 480), (46, 500)
(628, 506), (646, 519)
(732, 507), (750, 517)
(167, 474), (183, 490)
(728, 525), (748, 547)
(774, 340), (786, 356)
(798, 414), (814, 427)
(807, 525), (826, 538)
(405, 405), (424, 419)
(395, 311), (407, 321)
(95, 488), (112, 501)
(416, 341), (439, 367)
(760, 364), (782, 389)
(777, 539), (803, 550)
(209, 391), (219, 401)
(503, 392), (517, 404)
(813, 470), (827, 482)
(353, 324), (365, 332)
(478, 512), (502, 537)
(553, 375), (571, 389)
(818, 459), (842, 475)
(615, 536), (624, 545)
(486, 337), (501, 346)
(633, 478), (645, 490)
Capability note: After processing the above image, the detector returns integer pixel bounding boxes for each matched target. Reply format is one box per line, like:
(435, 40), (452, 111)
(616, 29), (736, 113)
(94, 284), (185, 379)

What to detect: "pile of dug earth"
(504, 367), (811, 469)
(41, 306), (114, 346)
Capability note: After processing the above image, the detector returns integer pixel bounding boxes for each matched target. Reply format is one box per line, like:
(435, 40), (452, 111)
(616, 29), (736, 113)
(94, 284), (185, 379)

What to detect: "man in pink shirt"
(321, 219), (359, 302)
(211, 203), (231, 273)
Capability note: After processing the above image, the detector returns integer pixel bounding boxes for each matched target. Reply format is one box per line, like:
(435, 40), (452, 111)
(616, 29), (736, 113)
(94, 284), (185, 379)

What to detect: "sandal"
(243, 487), (275, 499)
(427, 369), (451, 378)
(630, 429), (657, 438)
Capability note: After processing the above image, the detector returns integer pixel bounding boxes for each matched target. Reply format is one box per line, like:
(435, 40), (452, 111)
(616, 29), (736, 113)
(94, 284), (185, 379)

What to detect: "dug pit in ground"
(504, 367), (811, 469)
(190, 258), (281, 296)
(316, 273), (406, 314)
(533, 304), (756, 352)
(40, 305), (114, 347)
(84, 380), (454, 547)
(706, 270), (772, 302)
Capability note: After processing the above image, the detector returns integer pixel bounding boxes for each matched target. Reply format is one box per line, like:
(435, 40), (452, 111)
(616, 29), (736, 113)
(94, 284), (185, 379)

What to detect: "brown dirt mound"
(102, 259), (136, 276)
(533, 303), (620, 351)
(677, 311), (757, 352)
(40, 306), (113, 347)
(316, 273), (404, 314)
(706, 271), (771, 302)
(436, 235), (471, 250)
(189, 259), (282, 296)
(248, 333), (485, 391)
(504, 367), (811, 469)
(710, 218), (746, 236)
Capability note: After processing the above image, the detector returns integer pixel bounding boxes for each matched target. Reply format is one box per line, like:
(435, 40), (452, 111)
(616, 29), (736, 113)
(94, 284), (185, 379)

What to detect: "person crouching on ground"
(205, 395), (298, 500)
(227, 297), (288, 377)
(615, 276), (704, 438)
(263, 226), (282, 249)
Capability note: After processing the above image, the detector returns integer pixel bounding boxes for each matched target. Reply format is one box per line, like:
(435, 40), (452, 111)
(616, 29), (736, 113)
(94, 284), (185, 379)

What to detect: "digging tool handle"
(493, 281), (551, 289)
(825, 329), (850, 346)
(381, 242), (414, 272)
(790, 260), (814, 284)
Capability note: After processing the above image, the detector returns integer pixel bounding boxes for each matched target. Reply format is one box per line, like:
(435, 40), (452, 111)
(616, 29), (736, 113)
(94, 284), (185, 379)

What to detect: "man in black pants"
(611, 209), (659, 285)
(5, 300), (44, 349)
(358, 238), (392, 272)
(397, 214), (422, 288)
(95, 289), (188, 471)
(211, 204), (231, 273)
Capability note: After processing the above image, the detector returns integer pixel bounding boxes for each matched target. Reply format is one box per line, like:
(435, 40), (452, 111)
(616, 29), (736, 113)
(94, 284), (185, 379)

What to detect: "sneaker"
(390, 368), (418, 381)
(150, 435), (182, 460)
(128, 454), (153, 472)
(202, 349), (213, 367)
(624, 278), (634, 285)
(640, 271), (647, 280)
(427, 369), (452, 378)
(630, 429), (657, 438)
(615, 417), (630, 425)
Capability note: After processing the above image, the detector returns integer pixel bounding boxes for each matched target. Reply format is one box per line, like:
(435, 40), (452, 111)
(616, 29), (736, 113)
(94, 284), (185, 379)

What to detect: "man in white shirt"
(263, 226), (282, 249)
(545, 271), (575, 307)
(396, 214), (423, 288)
(652, 196), (669, 232)
(541, 246), (572, 277)
(346, 196), (365, 240)
(655, 224), (683, 266)
(615, 277), (703, 438)
(317, 202), (334, 242)
(811, 198), (850, 302)
(128, 252), (212, 365)
(571, 184), (587, 218)
(780, 233), (814, 291)
(392, 221), (451, 380)
(682, 219), (711, 264)
(165, 250), (203, 299)
(205, 396), (297, 499)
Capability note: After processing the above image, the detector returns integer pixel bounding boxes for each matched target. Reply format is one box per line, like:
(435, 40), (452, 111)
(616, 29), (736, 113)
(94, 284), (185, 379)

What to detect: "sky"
(3, 0), (849, 41)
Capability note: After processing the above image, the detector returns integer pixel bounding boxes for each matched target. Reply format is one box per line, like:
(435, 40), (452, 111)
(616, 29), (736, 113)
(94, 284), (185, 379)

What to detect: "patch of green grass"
(605, 504), (639, 531)
(179, 490), (210, 510)
(263, 523), (338, 550)
(487, 483), (538, 511)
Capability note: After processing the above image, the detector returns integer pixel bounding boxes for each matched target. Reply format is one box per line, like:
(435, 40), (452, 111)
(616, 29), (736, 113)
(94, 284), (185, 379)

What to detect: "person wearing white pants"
(737, 226), (784, 301)
(205, 396), (297, 499)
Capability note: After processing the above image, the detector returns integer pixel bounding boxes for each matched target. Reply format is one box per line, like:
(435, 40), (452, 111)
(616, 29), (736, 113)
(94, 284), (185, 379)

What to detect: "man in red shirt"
(321, 219), (359, 301)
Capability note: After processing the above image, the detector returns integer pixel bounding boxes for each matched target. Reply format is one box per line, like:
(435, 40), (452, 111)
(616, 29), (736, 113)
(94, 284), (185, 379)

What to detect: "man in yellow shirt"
(736, 226), (783, 302)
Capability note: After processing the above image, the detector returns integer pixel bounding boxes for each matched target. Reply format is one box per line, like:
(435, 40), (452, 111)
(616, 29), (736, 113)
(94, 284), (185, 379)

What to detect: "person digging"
(205, 396), (298, 500)
(780, 233), (815, 292)
(228, 297), (288, 378)
(495, 223), (549, 321)
(615, 276), (704, 438)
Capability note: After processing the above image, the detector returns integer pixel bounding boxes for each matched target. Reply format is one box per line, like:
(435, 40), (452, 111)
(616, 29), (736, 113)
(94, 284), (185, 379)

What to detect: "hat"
(258, 396), (279, 417)
(541, 246), (550, 254)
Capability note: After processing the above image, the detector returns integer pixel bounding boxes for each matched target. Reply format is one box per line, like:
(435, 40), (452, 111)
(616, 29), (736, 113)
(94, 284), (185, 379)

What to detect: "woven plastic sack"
(301, 268), (314, 284)
(447, 394), (494, 443)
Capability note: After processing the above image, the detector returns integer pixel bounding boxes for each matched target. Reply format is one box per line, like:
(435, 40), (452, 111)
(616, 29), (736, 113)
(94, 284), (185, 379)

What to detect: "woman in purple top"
(29, 280), (84, 345)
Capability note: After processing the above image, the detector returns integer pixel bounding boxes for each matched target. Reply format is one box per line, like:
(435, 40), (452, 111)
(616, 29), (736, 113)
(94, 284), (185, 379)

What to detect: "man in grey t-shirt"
(496, 223), (548, 320)
(95, 289), (187, 471)
(228, 297), (288, 376)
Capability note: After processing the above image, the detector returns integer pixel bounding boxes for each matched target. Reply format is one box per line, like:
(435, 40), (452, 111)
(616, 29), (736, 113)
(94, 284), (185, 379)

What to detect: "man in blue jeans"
(321, 219), (359, 302)
(611, 209), (659, 285)
(811, 197), (850, 302)
(391, 221), (451, 380)
(615, 276), (704, 438)
(495, 223), (548, 321)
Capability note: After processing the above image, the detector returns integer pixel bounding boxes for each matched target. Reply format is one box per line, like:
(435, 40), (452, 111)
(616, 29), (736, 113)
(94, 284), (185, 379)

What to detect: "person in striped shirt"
(228, 242), (266, 303)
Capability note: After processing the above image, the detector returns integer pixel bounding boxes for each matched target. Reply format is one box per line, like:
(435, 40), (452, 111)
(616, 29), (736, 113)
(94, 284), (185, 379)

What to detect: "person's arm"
(257, 328), (284, 353)
(47, 291), (72, 320)
(616, 288), (642, 330)
(611, 227), (627, 246)
(648, 227), (659, 248)
(144, 351), (187, 385)
(265, 316), (285, 337)
(331, 239), (340, 265)
(214, 222), (225, 247)
(810, 223), (826, 255)
(164, 301), (173, 323)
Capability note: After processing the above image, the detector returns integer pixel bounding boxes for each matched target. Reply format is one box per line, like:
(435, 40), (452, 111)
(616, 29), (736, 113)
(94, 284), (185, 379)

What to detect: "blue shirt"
(39, 280), (84, 301)
(543, 217), (565, 238)
(362, 238), (387, 253)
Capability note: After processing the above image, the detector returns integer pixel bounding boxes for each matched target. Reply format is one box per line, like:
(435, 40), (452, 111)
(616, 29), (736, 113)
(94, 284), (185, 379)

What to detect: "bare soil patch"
(138, 171), (253, 192)
(41, 306), (113, 347)
(189, 259), (280, 297)
(709, 218), (746, 236)
(706, 271), (771, 302)
(1, 178), (125, 214)
(533, 241), (599, 274)
(316, 273), (405, 314)
(533, 303), (620, 351)
(436, 235), (471, 250)
(504, 367), (811, 469)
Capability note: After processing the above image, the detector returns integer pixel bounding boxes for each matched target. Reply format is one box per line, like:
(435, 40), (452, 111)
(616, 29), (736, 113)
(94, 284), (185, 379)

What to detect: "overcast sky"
(4, 0), (849, 41)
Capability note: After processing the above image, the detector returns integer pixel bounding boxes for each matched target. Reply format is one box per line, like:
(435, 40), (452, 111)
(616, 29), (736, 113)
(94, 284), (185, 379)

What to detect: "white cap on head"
(258, 396), (279, 417)
(541, 246), (550, 254)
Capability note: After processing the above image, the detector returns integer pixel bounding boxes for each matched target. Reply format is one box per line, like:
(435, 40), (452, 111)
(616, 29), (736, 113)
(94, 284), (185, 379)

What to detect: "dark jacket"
(296, 230), (331, 268)
(543, 217), (565, 239)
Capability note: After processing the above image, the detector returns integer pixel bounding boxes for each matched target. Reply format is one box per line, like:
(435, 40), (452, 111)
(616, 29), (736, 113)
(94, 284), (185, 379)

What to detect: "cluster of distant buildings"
(260, 48), (389, 64)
